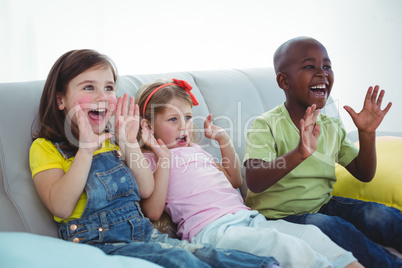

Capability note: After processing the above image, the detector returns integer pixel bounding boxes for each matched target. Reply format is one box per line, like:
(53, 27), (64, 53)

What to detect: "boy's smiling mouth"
(310, 83), (328, 98)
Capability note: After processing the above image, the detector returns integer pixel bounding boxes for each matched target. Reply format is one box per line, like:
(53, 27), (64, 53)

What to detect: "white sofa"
(0, 67), (400, 266)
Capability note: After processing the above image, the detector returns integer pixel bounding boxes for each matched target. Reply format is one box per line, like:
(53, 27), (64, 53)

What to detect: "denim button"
(70, 224), (77, 231)
(72, 238), (80, 243)
(98, 227), (103, 232)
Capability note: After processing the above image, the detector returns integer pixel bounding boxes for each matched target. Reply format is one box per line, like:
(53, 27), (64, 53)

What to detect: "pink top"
(144, 145), (249, 241)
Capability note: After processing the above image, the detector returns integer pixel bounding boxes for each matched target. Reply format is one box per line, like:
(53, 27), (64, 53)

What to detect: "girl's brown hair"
(135, 79), (201, 148)
(33, 49), (117, 153)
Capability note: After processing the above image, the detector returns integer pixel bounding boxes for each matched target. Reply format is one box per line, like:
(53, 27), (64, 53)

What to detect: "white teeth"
(92, 108), (106, 112)
(310, 84), (326, 89)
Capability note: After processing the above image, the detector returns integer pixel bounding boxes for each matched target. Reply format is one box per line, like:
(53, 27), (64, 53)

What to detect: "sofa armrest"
(333, 136), (402, 211)
(347, 130), (402, 143)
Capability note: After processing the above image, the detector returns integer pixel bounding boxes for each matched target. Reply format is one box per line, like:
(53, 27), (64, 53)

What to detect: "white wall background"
(1, 0), (401, 133)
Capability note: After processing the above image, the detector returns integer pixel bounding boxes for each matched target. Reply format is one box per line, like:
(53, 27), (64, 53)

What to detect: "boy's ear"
(276, 72), (289, 91)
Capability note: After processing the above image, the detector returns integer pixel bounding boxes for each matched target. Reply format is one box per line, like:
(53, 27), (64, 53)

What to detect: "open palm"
(344, 86), (392, 133)
(114, 94), (140, 146)
(204, 113), (226, 142)
(141, 122), (171, 159)
(298, 105), (321, 159)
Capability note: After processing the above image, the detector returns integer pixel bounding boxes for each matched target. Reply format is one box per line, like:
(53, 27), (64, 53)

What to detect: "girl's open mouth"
(176, 135), (188, 145)
(88, 108), (107, 123)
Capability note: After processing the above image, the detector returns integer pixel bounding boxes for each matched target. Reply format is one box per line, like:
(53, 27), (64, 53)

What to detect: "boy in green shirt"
(244, 36), (401, 267)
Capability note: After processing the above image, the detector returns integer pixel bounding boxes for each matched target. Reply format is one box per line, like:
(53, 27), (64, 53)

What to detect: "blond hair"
(136, 79), (201, 148)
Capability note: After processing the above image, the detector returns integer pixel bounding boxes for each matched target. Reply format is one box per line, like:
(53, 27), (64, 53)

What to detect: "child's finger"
(298, 118), (306, 142)
(376, 89), (385, 107)
(313, 123), (321, 137)
(122, 93), (129, 115)
(157, 138), (166, 147)
(312, 109), (320, 123)
(141, 126), (150, 136)
(141, 129), (150, 144)
(128, 96), (135, 116)
(115, 96), (123, 117)
(109, 97), (117, 115)
(371, 85), (379, 104)
(142, 120), (152, 131)
(142, 127), (155, 140)
(73, 102), (86, 126)
(133, 104), (140, 123)
(382, 101), (392, 114)
(76, 107), (86, 129)
(303, 105), (318, 126)
(72, 101), (82, 114)
(304, 105), (312, 118)
(364, 86), (373, 104)
(75, 106), (93, 142)
(343, 105), (357, 119)
(204, 113), (212, 128)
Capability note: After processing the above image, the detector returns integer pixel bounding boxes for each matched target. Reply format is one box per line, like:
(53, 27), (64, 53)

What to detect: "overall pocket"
(126, 203), (155, 242)
(96, 164), (135, 201)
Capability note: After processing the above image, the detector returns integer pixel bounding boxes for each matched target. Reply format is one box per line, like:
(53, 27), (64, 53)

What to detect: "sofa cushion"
(0, 232), (161, 268)
(333, 136), (402, 210)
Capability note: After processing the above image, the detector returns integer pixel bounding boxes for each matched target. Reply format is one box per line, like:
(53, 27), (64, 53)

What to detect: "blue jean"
(55, 147), (278, 268)
(97, 237), (278, 268)
(283, 196), (402, 268)
(152, 229), (278, 268)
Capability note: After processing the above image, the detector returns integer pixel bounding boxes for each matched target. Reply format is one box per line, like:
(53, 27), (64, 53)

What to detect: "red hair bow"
(142, 78), (199, 117)
(172, 78), (199, 106)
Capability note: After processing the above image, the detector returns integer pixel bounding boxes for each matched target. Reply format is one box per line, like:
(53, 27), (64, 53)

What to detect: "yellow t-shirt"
(29, 138), (118, 223)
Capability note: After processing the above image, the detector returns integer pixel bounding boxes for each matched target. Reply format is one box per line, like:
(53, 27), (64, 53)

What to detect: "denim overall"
(54, 142), (278, 268)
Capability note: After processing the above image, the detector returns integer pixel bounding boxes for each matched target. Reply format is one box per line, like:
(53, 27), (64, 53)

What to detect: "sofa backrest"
(0, 67), (338, 237)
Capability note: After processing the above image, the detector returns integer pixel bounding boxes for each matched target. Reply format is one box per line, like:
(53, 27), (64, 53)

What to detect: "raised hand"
(204, 113), (227, 143)
(141, 121), (171, 159)
(298, 104), (321, 159)
(73, 102), (113, 154)
(114, 94), (140, 147)
(343, 86), (392, 134)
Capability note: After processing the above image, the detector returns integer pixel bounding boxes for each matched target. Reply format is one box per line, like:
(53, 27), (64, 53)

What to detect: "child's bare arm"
(246, 105), (321, 193)
(204, 114), (242, 188)
(33, 152), (93, 219)
(139, 123), (171, 221)
(343, 86), (392, 182)
(33, 104), (113, 219)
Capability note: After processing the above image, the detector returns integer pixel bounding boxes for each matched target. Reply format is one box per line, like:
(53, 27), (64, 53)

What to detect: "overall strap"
(52, 141), (76, 159)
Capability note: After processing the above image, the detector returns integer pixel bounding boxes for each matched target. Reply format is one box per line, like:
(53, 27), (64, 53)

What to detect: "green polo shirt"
(243, 103), (358, 219)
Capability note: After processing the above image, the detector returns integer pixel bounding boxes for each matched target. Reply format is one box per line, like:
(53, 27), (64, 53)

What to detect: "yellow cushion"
(333, 136), (402, 211)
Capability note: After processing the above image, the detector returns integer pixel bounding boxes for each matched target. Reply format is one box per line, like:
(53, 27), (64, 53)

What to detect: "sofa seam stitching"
(233, 68), (268, 112)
